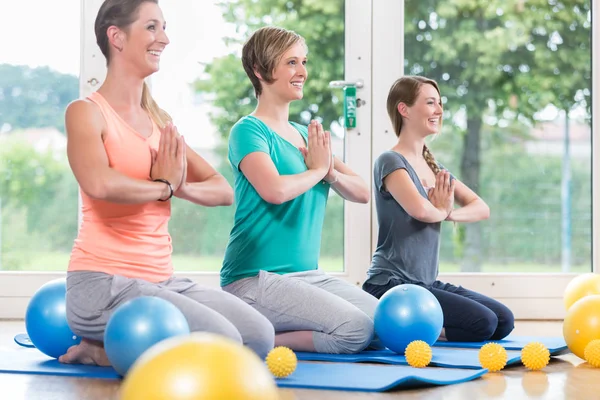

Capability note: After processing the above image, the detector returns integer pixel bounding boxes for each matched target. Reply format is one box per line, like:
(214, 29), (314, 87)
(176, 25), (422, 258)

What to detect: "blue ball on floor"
(374, 284), (444, 354)
(25, 278), (81, 359)
(104, 296), (190, 376)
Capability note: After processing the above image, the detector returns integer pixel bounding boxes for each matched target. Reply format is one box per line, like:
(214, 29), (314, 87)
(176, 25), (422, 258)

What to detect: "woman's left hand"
(174, 131), (188, 198)
(322, 131), (338, 184)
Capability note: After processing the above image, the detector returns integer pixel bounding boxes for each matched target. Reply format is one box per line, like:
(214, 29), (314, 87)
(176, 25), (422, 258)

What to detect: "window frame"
(0, 0), (596, 321)
(366, 0), (598, 320)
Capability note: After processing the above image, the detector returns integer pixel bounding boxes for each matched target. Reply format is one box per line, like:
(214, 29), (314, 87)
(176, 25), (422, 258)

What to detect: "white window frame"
(0, 0), (596, 321)
(0, 0), (373, 318)
(367, 0), (599, 320)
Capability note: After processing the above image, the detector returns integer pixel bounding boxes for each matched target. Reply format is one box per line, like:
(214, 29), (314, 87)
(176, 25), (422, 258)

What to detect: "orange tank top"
(68, 91), (173, 282)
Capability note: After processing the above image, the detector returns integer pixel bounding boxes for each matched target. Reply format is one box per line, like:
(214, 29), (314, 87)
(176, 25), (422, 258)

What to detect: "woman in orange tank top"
(58, 0), (274, 366)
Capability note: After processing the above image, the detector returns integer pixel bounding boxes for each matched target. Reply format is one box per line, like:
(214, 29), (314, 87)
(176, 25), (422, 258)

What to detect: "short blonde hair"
(242, 26), (306, 97)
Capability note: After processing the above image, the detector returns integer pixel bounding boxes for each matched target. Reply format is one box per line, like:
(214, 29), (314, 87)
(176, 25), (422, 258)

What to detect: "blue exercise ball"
(104, 296), (190, 376)
(374, 284), (444, 354)
(25, 278), (81, 359)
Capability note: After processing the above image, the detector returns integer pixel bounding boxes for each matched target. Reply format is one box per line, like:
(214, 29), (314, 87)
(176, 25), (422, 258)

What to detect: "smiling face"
(399, 83), (443, 136)
(261, 42), (308, 102)
(114, 2), (169, 76)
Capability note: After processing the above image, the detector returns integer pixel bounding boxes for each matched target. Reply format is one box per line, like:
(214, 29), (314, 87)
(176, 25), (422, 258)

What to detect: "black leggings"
(363, 279), (514, 342)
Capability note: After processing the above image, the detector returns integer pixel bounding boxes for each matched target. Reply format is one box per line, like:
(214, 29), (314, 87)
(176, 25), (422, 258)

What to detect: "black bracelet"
(153, 178), (173, 201)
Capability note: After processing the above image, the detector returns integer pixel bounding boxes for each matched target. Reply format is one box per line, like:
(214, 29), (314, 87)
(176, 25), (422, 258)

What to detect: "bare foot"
(437, 328), (447, 342)
(58, 338), (111, 366)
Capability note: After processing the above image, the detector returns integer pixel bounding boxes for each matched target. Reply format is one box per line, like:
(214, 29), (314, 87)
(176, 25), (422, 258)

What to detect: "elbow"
(262, 190), (286, 205)
(482, 204), (491, 220)
(259, 186), (286, 205)
(412, 209), (429, 222)
(356, 188), (370, 204)
(221, 186), (234, 206)
(410, 205), (436, 223)
(81, 180), (108, 201)
(211, 175), (234, 206)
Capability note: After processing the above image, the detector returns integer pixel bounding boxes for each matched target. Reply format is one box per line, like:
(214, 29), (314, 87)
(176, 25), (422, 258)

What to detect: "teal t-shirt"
(220, 115), (330, 287)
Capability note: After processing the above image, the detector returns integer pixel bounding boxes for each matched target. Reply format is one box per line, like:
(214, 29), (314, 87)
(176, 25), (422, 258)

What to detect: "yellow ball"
(120, 333), (280, 400)
(521, 342), (550, 371)
(478, 343), (507, 372)
(563, 294), (600, 360)
(266, 346), (297, 378)
(584, 339), (600, 367)
(564, 273), (600, 311)
(404, 340), (432, 368)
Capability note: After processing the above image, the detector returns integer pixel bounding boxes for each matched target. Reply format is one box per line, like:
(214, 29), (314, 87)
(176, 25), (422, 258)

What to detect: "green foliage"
(0, 2), (592, 272)
(436, 146), (591, 266)
(196, 0), (345, 139)
(0, 64), (78, 133)
(0, 140), (79, 257)
(513, 0), (591, 116)
(404, 0), (590, 118)
(193, 0), (592, 272)
(0, 139), (65, 208)
(0, 135), (589, 269)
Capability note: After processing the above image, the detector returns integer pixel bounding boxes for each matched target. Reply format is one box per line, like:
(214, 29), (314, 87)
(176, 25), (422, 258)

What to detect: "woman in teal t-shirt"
(221, 26), (382, 354)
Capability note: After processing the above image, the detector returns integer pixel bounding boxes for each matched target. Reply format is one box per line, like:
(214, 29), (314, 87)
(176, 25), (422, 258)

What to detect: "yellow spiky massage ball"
(584, 339), (600, 367)
(404, 340), (432, 368)
(478, 343), (508, 372)
(521, 342), (550, 371)
(265, 346), (297, 378)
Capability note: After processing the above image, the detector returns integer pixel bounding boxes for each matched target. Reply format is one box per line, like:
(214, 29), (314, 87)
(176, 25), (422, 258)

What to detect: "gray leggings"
(223, 270), (383, 354)
(65, 271), (275, 358)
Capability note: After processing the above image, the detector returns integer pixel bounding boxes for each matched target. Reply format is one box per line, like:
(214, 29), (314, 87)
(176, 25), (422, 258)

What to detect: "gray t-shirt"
(366, 151), (447, 287)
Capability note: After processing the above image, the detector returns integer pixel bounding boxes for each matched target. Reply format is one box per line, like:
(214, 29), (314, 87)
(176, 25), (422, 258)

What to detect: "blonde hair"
(141, 81), (171, 127)
(386, 76), (443, 174)
(95, 0), (171, 127)
(242, 26), (307, 97)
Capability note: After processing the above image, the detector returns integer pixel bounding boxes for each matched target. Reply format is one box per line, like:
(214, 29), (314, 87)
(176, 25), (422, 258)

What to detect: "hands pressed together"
(427, 170), (455, 220)
(150, 122), (188, 200)
(298, 120), (338, 184)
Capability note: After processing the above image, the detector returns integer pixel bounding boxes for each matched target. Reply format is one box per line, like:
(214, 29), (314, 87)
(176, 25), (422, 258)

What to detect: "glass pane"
(0, 1), (80, 271)
(404, 0), (592, 273)
(154, 1), (345, 273)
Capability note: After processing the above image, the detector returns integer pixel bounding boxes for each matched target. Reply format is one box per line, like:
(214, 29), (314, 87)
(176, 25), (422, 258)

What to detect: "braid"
(423, 145), (441, 174)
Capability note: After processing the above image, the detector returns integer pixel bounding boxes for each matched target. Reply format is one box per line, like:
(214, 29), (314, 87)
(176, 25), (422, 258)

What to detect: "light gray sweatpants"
(223, 270), (384, 354)
(65, 271), (275, 358)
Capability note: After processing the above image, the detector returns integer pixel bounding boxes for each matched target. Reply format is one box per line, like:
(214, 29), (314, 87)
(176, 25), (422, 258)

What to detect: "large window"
(0, 0), (596, 321)
(0, 1), (81, 271)
(152, 1), (347, 273)
(404, 0), (592, 274)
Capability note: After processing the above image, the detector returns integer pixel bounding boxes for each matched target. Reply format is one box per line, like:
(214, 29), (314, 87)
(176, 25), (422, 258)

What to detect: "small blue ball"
(25, 278), (81, 359)
(104, 296), (190, 376)
(374, 284), (444, 354)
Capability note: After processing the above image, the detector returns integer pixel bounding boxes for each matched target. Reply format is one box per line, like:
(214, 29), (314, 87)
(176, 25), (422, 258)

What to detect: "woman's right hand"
(150, 122), (185, 191)
(428, 170), (455, 215)
(303, 120), (331, 176)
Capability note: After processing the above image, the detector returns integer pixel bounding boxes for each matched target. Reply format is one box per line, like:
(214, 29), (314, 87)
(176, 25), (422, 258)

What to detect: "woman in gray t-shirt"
(363, 76), (514, 343)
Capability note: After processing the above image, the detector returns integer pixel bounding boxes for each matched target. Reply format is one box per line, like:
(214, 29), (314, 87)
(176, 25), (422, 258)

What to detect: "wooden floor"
(1, 320), (599, 399)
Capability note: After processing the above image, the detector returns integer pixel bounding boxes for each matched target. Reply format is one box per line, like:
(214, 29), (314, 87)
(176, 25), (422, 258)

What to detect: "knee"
(243, 313), (275, 359)
(491, 307), (515, 340)
(214, 324), (244, 345)
(189, 317), (243, 345)
(329, 311), (375, 354)
(470, 310), (499, 342)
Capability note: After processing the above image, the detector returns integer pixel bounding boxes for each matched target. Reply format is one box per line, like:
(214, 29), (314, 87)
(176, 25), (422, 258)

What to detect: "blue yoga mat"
(296, 347), (522, 369)
(0, 349), (120, 379)
(276, 362), (487, 392)
(0, 348), (486, 392)
(432, 335), (568, 354)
